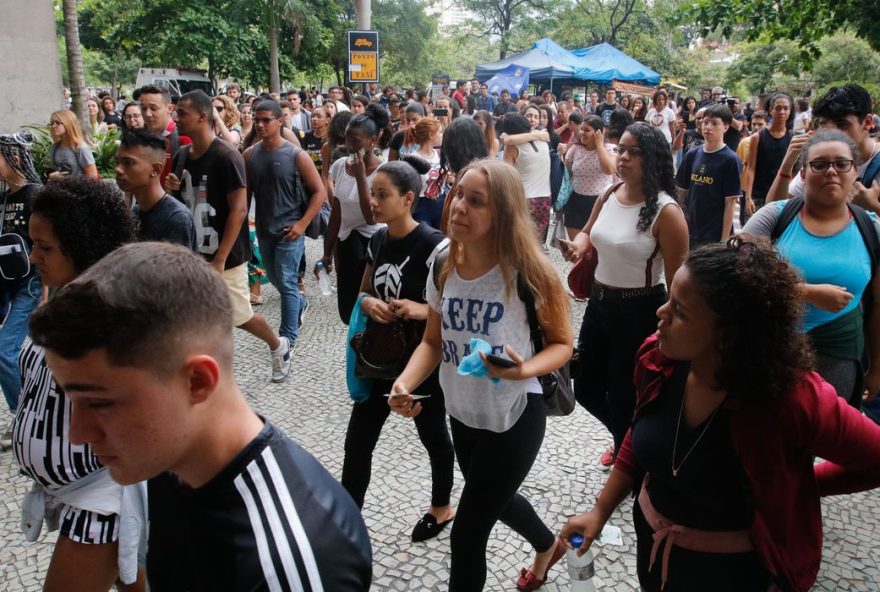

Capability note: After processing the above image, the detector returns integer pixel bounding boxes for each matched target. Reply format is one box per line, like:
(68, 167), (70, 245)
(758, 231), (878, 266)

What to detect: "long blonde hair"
(441, 158), (569, 326)
(50, 109), (88, 148)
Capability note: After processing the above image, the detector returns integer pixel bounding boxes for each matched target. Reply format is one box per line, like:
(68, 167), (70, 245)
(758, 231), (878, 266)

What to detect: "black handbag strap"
(368, 227), (388, 296)
(517, 274), (545, 355)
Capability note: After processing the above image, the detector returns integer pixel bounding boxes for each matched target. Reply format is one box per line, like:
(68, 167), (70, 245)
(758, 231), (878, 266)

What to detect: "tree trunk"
(62, 0), (89, 140)
(269, 20), (281, 93)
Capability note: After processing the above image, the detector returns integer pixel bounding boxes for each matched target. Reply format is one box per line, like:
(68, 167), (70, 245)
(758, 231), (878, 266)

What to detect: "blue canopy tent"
(571, 43), (661, 86)
(474, 40), (575, 84)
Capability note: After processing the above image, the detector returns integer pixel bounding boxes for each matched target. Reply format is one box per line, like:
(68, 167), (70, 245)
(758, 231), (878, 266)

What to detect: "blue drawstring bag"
(346, 294), (372, 402)
(456, 338), (499, 384)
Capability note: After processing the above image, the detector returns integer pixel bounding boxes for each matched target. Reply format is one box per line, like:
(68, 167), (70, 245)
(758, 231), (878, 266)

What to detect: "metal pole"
(354, 0), (371, 30)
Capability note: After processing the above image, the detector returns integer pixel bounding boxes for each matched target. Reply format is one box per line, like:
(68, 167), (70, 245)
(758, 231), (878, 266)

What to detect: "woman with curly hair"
(743, 130), (880, 408)
(211, 95), (242, 146)
(12, 176), (143, 591)
(631, 95), (649, 123)
(561, 123), (689, 469)
(562, 238), (880, 592)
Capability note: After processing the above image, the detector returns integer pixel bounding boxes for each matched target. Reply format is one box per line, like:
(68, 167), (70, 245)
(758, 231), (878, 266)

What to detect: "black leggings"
(575, 290), (667, 451)
(341, 374), (454, 509)
(336, 232), (370, 325)
(448, 394), (555, 591)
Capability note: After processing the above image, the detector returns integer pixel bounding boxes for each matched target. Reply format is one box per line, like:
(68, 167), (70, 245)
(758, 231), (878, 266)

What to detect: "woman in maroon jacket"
(561, 238), (880, 592)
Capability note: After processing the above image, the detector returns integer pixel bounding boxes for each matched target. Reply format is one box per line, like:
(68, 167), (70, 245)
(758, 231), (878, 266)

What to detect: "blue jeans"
(1, 275), (41, 413)
(258, 235), (305, 343)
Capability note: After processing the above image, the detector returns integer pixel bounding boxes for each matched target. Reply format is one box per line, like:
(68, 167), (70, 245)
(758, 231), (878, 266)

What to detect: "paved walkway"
(1, 240), (879, 590)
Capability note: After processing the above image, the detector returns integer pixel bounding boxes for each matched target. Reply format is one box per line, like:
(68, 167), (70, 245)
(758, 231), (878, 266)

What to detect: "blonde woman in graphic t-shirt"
(389, 159), (573, 591)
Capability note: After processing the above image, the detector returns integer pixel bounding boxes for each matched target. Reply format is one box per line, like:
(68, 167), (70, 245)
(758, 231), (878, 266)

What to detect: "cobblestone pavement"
(2, 238), (879, 591)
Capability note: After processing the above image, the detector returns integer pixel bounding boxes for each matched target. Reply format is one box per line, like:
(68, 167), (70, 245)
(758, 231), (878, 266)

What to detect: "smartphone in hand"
(484, 354), (517, 368)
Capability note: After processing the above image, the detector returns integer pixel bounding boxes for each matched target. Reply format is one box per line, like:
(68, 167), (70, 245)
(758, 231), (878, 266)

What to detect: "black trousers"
(336, 232), (370, 325)
(448, 394), (555, 591)
(341, 374), (454, 509)
(575, 289), (667, 451)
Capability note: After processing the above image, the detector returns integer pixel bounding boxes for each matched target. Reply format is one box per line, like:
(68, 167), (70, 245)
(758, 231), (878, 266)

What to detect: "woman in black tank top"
(743, 93), (793, 215)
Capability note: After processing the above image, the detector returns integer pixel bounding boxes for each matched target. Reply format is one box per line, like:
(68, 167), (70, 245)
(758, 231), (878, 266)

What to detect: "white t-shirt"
(646, 107), (676, 144)
(329, 158), (385, 241)
(427, 264), (542, 432)
(513, 140), (551, 198)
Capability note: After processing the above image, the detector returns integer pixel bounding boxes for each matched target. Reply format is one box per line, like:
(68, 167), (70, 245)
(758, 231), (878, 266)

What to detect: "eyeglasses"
(49, 121), (63, 127)
(616, 145), (644, 157)
(214, 106), (225, 112)
(123, 114), (142, 121)
(807, 159), (854, 174)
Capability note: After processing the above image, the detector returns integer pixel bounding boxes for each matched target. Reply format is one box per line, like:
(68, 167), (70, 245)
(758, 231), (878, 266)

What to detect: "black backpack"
(770, 196), (880, 325)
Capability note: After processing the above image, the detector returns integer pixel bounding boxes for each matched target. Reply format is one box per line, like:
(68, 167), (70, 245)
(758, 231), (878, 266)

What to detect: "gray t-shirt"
(246, 142), (307, 239)
(427, 263), (542, 433)
(133, 194), (197, 251)
(51, 144), (95, 177)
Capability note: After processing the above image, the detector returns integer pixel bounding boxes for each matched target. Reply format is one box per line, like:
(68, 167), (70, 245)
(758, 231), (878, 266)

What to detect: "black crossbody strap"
(517, 274), (545, 355)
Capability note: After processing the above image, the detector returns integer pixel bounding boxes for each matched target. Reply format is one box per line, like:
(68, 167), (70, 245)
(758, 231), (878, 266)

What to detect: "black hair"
(796, 98), (809, 112)
(405, 102), (426, 117)
(327, 111), (353, 149)
(32, 176), (137, 273)
(812, 84), (873, 122)
(378, 155), (431, 198)
(583, 115), (605, 131)
(702, 103), (733, 125)
(119, 129), (167, 155)
(686, 238), (813, 400)
(568, 111), (584, 126)
(254, 99), (282, 118)
(389, 96), (402, 108)
(764, 92), (794, 129)
(608, 108), (634, 141)
(347, 103), (390, 138)
(624, 123), (676, 232)
(136, 85), (171, 103)
(123, 102), (140, 115)
(0, 131), (42, 185)
(441, 117), (488, 173)
(352, 94), (370, 107)
(416, 90), (428, 103)
(502, 112), (531, 135)
(179, 90), (214, 124)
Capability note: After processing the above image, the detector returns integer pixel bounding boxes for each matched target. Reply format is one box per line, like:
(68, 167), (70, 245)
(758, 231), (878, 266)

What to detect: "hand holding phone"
(484, 354), (517, 368)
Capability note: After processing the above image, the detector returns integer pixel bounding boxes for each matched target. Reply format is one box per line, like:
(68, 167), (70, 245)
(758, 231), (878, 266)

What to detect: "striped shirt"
(13, 338), (102, 490)
(146, 421), (372, 591)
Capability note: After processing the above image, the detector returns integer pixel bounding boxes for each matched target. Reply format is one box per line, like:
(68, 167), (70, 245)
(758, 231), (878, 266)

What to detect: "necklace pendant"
(672, 468), (679, 477)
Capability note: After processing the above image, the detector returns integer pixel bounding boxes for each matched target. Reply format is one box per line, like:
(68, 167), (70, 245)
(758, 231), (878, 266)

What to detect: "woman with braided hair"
(560, 122), (689, 469)
(0, 132), (43, 445)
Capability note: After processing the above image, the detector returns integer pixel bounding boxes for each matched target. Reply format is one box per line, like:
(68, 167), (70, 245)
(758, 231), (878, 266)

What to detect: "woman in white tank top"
(503, 110), (553, 245)
(560, 123), (689, 468)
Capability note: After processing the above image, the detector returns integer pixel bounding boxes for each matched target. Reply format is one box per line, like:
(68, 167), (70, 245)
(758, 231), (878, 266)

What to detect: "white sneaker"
(271, 337), (292, 383)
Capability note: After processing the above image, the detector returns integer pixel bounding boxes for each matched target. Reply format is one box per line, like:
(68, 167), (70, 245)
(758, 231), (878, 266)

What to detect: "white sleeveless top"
(514, 140), (551, 198)
(590, 189), (679, 288)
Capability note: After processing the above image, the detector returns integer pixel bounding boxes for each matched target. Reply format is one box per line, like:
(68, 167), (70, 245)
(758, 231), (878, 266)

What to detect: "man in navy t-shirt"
(676, 104), (743, 245)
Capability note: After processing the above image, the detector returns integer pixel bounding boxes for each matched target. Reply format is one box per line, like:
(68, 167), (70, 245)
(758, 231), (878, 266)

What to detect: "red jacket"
(615, 334), (880, 592)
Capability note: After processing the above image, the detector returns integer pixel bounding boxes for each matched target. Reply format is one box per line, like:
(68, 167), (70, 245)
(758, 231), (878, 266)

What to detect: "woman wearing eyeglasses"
(560, 123), (688, 470)
(743, 130), (880, 409)
(121, 103), (144, 131)
(211, 95), (242, 146)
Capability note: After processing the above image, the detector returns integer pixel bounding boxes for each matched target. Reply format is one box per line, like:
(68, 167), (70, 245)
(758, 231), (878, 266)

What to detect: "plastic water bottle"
(316, 261), (333, 296)
(566, 534), (597, 592)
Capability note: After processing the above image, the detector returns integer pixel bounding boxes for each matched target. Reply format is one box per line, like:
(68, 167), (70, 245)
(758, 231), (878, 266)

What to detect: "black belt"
(592, 282), (666, 301)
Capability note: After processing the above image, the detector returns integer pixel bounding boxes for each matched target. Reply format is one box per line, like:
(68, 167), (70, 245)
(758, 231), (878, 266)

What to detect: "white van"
(135, 68), (214, 98)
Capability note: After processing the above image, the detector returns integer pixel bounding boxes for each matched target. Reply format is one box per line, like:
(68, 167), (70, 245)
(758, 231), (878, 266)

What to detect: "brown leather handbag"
(566, 182), (623, 299)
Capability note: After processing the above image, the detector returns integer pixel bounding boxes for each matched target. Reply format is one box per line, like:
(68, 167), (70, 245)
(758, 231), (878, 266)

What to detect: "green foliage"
(23, 125), (119, 180)
(811, 33), (880, 89)
(723, 40), (804, 95)
(677, 0), (880, 59)
(459, 0), (552, 58)
(22, 126), (55, 181)
(814, 82), (880, 107)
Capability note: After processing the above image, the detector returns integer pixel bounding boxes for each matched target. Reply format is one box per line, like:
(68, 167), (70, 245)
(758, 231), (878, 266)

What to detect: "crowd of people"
(1, 76), (880, 592)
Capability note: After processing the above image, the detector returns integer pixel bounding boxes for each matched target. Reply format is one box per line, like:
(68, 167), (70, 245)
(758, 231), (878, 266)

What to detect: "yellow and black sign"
(348, 31), (379, 83)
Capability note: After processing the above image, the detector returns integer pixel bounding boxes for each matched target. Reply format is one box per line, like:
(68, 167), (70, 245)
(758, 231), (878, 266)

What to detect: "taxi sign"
(348, 31), (379, 83)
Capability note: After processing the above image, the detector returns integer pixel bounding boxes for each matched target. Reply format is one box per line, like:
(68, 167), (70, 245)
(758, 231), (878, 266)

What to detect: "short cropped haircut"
(179, 90), (214, 124)
(119, 128), (167, 157)
(137, 85), (171, 104)
(255, 99), (283, 118)
(32, 176), (137, 274)
(702, 103), (733, 125)
(30, 242), (233, 376)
